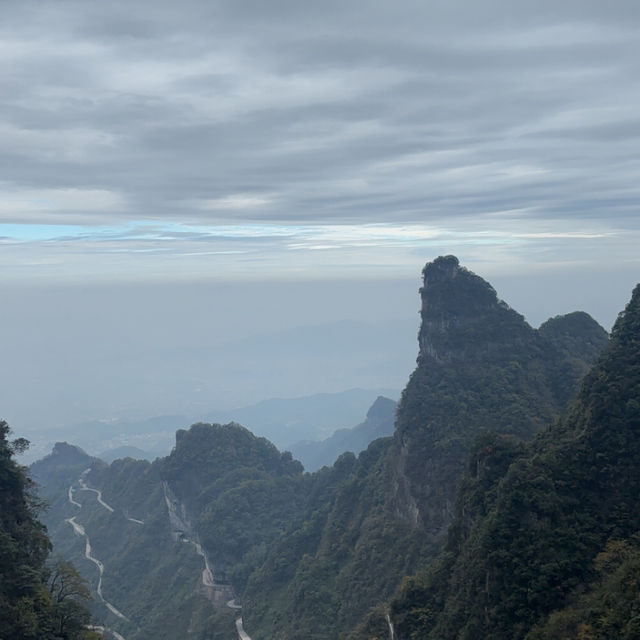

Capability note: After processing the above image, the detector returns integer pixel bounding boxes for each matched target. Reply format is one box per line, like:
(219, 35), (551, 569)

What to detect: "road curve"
(88, 625), (127, 640)
(78, 477), (115, 513)
(68, 486), (82, 508)
(67, 480), (131, 633)
(235, 617), (253, 640)
(163, 482), (252, 639)
(65, 515), (129, 621)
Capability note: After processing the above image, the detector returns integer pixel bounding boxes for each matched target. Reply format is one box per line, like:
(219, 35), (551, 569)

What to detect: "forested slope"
(30, 257), (612, 640)
(32, 422), (308, 639)
(1, 424), (96, 640)
(243, 256), (608, 639)
(356, 282), (640, 640)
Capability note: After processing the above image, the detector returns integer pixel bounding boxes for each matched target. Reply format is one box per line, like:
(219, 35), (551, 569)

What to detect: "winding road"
(78, 474), (114, 512)
(87, 625), (127, 640)
(69, 475), (252, 640)
(236, 617), (252, 640)
(76, 471), (144, 525)
(68, 486), (81, 508)
(66, 478), (131, 636)
(162, 481), (253, 639)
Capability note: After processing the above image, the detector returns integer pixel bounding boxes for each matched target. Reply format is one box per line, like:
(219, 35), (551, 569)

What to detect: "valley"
(59, 466), (254, 640)
(23, 256), (639, 640)
(2, 2), (636, 638)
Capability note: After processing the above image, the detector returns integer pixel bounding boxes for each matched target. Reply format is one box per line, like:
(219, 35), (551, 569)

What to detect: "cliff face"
(381, 284), (640, 640)
(246, 257), (608, 639)
(31, 257), (611, 640)
(417, 255), (531, 364)
(394, 255), (608, 538)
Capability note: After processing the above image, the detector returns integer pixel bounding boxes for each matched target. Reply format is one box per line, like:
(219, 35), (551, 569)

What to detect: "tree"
(0, 420), (96, 639)
(49, 560), (93, 638)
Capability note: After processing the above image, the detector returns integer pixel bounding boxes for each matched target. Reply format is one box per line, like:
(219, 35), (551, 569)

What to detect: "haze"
(1, 1), (638, 450)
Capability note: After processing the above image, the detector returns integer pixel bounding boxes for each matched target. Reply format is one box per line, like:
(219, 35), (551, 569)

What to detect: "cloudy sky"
(2, 1), (639, 435)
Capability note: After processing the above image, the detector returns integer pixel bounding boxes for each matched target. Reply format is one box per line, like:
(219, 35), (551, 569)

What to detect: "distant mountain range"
(288, 395), (397, 471)
(9, 316), (417, 443)
(20, 387), (400, 464)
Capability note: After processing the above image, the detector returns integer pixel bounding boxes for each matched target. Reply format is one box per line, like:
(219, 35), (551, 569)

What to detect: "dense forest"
(349, 280), (640, 640)
(243, 256), (610, 639)
(0, 422), (96, 639)
(8, 256), (639, 639)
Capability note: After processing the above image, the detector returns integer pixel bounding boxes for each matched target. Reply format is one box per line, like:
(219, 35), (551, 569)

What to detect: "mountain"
(30, 257), (611, 640)
(204, 388), (400, 448)
(21, 415), (189, 465)
(288, 396), (397, 471)
(352, 283), (640, 639)
(242, 256), (609, 639)
(4, 314), (416, 437)
(30, 441), (98, 493)
(31, 422), (308, 640)
(392, 256), (608, 538)
(20, 389), (399, 464)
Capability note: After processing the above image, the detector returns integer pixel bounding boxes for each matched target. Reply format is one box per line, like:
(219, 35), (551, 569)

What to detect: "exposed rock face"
(393, 255), (608, 539)
(417, 255), (531, 364)
(383, 285), (640, 640)
(245, 257), (608, 640)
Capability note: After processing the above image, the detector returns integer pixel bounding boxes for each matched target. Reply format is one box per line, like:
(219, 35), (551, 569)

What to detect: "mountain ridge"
(353, 283), (640, 640)
(243, 256), (609, 638)
(28, 256), (613, 640)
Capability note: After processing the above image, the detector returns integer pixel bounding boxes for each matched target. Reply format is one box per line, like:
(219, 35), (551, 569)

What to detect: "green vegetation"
(244, 257), (608, 639)
(33, 422), (310, 639)
(244, 440), (436, 639)
(527, 536), (640, 640)
(365, 283), (640, 640)
(29, 257), (621, 640)
(0, 421), (96, 640)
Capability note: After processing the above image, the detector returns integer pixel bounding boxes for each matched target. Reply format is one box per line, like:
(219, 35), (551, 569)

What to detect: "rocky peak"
(365, 396), (396, 423)
(418, 255), (530, 363)
(422, 254), (460, 285)
(49, 441), (91, 464)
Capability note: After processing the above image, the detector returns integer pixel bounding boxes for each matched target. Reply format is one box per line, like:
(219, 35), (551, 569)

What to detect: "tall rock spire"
(394, 256), (606, 537)
(417, 255), (530, 364)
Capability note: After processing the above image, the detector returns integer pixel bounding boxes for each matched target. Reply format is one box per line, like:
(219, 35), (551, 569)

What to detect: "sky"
(1, 1), (639, 438)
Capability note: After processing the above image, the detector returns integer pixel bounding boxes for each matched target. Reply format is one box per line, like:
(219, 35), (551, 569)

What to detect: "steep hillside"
(243, 256), (608, 639)
(33, 422), (307, 639)
(31, 441), (101, 496)
(392, 256), (607, 538)
(366, 283), (640, 640)
(31, 257), (610, 640)
(0, 424), (96, 640)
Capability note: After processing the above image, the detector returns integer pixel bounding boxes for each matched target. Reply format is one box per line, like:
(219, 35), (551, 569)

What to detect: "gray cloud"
(3, 0), (640, 433)
(1, 0), (639, 276)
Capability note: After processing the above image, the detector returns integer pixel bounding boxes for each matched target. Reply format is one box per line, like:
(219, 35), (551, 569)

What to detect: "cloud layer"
(1, 0), (639, 280)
